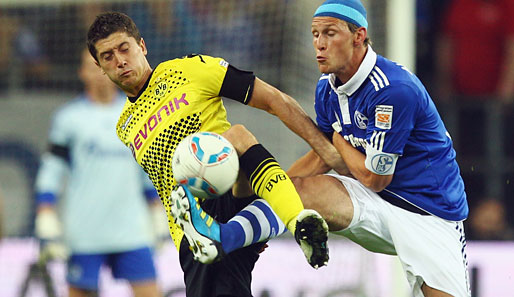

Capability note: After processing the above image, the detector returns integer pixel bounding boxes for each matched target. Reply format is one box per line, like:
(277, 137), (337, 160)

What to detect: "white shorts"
(328, 174), (470, 297)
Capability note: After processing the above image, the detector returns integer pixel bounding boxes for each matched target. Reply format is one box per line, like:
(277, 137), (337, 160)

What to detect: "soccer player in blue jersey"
(174, 0), (471, 296)
(34, 49), (165, 297)
(285, 0), (469, 296)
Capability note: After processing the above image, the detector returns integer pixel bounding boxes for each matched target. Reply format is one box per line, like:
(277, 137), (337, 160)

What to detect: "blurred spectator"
(468, 198), (514, 240)
(0, 9), (50, 92)
(33, 49), (166, 297)
(191, 0), (261, 69)
(122, 0), (203, 67)
(36, 3), (106, 91)
(436, 0), (514, 104)
(435, 0), (514, 206)
(415, 0), (452, 92)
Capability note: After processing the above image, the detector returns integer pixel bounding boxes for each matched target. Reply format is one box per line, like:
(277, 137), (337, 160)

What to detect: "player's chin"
(317, 64), (330, 74)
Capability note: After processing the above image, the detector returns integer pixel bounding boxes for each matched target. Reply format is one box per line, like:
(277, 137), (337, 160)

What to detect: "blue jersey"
(314, 47), (468, 221)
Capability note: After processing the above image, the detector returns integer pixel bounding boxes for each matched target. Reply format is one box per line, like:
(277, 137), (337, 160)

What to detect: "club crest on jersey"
(370, 154), (394, 174)
(375, 105), (393, 129)
(354, 110), (368, 129)
(154, 82), (168, 98)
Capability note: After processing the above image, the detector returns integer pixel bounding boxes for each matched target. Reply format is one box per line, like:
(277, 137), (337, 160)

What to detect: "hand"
(150, 203), (170, 250)
(35, 209), (68, 260)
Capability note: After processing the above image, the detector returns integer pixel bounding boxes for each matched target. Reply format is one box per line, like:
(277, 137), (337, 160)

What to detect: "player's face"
(94, 32), (150, 96)
(311, 17), (359, 81)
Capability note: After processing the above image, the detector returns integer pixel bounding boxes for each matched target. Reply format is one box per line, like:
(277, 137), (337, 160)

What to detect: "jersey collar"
(328, 46), (377, 96)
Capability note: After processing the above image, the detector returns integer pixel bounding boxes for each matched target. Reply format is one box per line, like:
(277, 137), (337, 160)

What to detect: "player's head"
(311, 0), (370, 78)
(87, 12), (141, 61)
(87, 12), (151, 96)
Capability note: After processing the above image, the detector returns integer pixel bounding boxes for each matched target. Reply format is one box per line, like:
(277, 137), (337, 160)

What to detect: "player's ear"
(354, 27), (367, 46)
(139, 38), (148, 56)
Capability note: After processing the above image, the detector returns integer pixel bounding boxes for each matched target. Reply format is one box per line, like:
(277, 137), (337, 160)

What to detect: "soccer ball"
(172, 132), (239, 199)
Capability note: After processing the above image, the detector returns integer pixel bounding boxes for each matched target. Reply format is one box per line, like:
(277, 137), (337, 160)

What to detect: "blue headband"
(313, 0), (368, 29)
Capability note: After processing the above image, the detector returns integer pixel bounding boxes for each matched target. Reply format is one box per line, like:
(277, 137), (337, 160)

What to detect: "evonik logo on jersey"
(129, 93), (190, 155)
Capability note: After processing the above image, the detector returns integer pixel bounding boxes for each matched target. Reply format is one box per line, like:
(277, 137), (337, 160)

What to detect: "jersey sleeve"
(219, 64), (255, 104)
(364, 84), (418, 175)
(314, 81), (334, 134)
(48, 107), (73, 153)
(34, 108), (72, 204)
(182, 55), (233, 99)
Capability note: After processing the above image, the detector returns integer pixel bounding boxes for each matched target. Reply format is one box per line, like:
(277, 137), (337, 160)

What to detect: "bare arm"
(287, 149), (332, 178)
(332, 132), (392, 192)
(248, 77), (349, 174)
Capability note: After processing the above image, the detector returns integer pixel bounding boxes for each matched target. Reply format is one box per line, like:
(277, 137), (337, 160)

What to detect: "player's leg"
(67, 253), (105, 297)
(224, 124), (305, 233)
(289, 174), (354, 231)
(322, 174), (469, 297)
(385, 210), (470, 297)
(171, 186), (286, 262)
(110, 247), (161, 297)
(171, 124), (329, 267)
(131, 282), (161, 297)
(68, 287), (97, 297)
(421, 284), (455, 297)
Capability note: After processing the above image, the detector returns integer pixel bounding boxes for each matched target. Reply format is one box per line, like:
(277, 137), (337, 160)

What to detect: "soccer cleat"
(294, 209), (329, 269)
(169, 185), (224, 264)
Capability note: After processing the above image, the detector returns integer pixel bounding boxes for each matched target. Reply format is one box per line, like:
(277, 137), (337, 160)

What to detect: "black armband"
(219, 65), (255, 105)
(49, 143), (70, 163)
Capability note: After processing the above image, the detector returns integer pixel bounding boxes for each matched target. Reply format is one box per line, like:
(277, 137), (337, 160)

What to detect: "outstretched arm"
(287, 149), (331, 178)
(248, 78), (350, 175)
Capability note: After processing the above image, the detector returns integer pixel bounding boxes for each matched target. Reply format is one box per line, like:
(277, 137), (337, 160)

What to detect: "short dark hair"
(87, 12), (141, 62)
(347, 22), (372, 47)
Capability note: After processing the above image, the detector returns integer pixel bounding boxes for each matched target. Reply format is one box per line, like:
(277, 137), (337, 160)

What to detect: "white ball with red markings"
(172, 132), (239, 199)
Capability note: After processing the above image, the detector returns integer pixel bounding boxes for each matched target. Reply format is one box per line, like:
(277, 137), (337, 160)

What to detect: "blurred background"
(0, 0), (513, 296)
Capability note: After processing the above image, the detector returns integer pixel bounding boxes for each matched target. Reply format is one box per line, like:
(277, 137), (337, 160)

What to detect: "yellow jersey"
(115, 54), (255, 249)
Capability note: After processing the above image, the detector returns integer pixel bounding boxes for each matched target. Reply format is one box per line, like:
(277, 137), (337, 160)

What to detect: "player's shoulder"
(315, 74), (332, 98)
(316, 74), (331, 90)
(373, 56), (418, 87)
(53, 95), (88, 120)
(158, 54), (227, 69)
(361, 58), (426, 113)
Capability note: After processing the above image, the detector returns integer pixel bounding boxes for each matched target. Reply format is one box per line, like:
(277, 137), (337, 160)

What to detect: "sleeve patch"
(219, 60), (229, 68)
(365, 144), (398, 175)
(375, 105), (393, 129)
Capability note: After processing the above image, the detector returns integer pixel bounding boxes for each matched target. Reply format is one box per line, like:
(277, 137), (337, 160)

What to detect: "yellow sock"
(240, 145), (304, 233)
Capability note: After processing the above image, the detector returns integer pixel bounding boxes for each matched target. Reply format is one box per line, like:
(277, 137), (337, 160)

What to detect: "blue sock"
(220, 199), (287, 254)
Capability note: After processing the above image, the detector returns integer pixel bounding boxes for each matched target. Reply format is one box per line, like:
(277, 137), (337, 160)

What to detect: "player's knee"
(223, 124), (258, 155)
(290, 176), (312, 207)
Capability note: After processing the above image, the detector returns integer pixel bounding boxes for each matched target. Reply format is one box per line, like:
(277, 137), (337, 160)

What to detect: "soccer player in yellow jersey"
(87, 12), (343, 296)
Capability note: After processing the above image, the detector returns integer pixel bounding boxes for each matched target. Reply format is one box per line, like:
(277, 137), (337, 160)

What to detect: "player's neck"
(123, 67), (153, 98)
(335, 45), (368, 84)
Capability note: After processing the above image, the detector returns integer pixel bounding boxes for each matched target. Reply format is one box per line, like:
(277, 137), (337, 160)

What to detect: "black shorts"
(179, 192), (265, 297)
